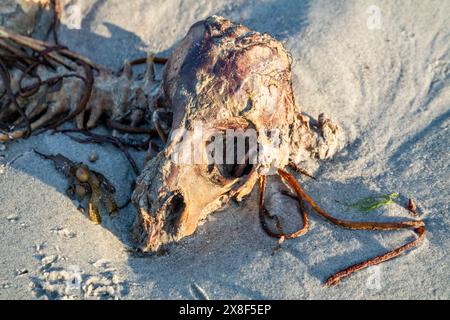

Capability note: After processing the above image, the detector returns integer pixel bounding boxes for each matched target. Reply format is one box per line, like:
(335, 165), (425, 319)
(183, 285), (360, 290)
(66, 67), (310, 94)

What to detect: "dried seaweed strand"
(277, 168), (424, 230)
(58, 128), (150, 149)
(19, 73), (83, 99)
(0, 38), (95, 137)
(45, 0), (62, 44)
(258, 175), (309, 239)
(0, 26), (107, 74)
(276, 168), (426, 286)
(0, 39), (38, 67)
(57, 129), (141, 175)
(325, 226), (426, 286)
(17, 44), (75, 98)
(106, 118), (157, 136)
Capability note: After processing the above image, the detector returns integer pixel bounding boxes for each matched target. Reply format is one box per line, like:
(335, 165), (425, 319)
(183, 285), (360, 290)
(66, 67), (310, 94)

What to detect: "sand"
(0, 0), (449, 299)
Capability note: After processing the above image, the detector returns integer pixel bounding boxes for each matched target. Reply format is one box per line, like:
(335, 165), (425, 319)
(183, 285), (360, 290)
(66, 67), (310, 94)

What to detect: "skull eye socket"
(206, 133), (254, 180)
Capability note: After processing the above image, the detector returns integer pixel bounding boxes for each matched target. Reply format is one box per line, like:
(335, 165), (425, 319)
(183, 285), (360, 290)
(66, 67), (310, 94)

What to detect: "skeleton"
(0, 15), (425, 286)
(0, 29), (159, 140)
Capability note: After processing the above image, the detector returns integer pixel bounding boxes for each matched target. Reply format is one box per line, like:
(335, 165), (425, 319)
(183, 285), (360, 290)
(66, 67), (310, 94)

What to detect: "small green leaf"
(346, 193), (399, 212)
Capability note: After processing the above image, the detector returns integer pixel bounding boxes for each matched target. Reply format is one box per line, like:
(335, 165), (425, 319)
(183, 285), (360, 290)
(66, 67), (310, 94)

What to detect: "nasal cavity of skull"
(165, 193), (186, 232)
(206, 133), (254, 179)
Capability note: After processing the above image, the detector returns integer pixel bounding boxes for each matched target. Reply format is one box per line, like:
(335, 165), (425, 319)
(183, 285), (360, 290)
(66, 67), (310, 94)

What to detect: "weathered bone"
(132, 16), (342, 252)
(0, 2), (159, 139)
(0, 36), (159, 141)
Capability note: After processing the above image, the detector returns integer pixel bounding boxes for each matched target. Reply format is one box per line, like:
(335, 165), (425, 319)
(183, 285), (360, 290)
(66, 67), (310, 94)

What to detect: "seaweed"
(34, 150), (118, 224)
(345, 193), (399, 212)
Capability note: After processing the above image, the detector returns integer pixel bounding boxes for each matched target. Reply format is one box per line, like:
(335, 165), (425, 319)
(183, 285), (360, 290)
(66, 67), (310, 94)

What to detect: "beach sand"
(0, 0), (449, 299)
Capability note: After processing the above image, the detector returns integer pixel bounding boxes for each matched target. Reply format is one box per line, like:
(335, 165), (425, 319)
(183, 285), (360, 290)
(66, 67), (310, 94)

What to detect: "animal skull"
(132, 16), (341, 253)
